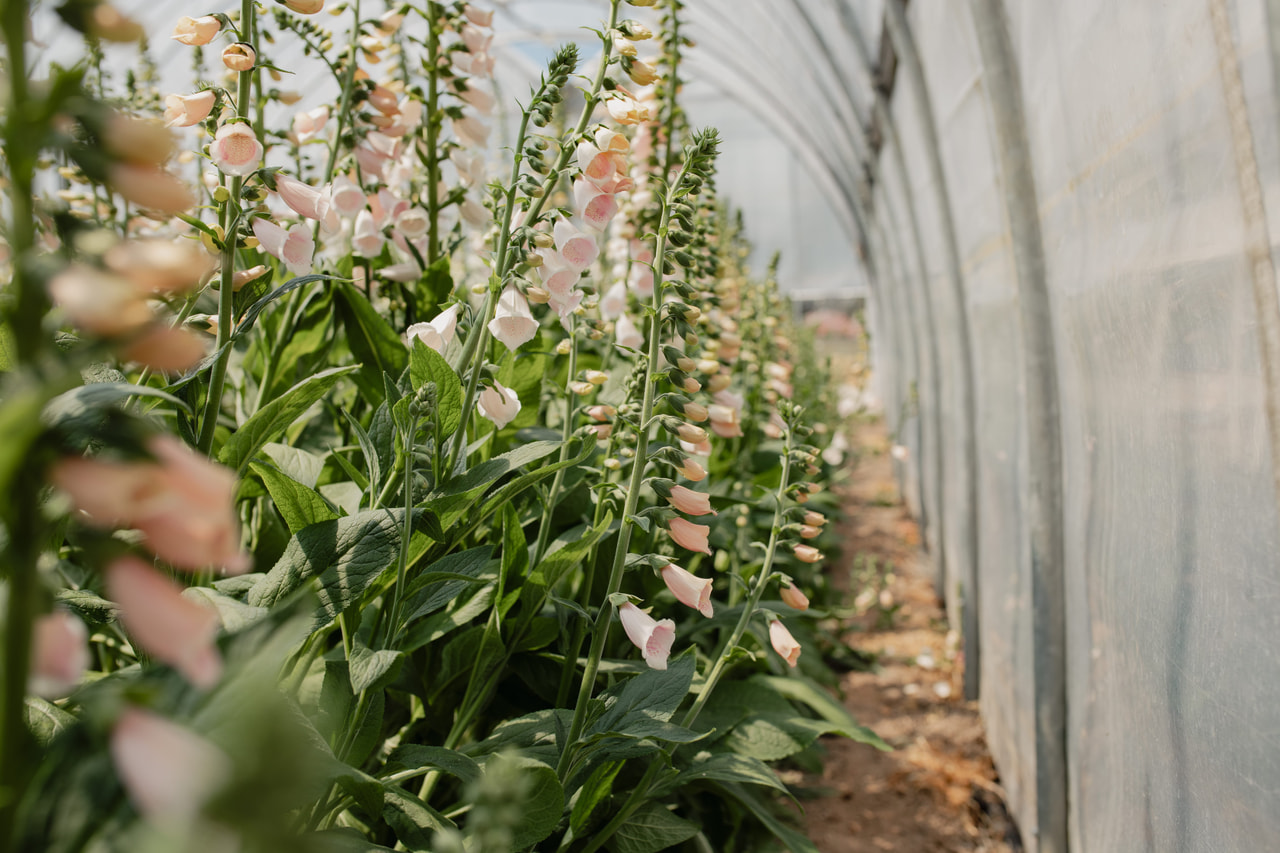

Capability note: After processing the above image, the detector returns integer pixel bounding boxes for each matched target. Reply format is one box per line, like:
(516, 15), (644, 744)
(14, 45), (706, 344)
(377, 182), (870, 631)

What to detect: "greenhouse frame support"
(885, 0), (983, 701)
(966, 1), (1068, 851)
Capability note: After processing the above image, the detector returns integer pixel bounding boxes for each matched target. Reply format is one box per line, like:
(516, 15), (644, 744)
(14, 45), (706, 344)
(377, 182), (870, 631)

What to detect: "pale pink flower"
(330, 175), (366, 218)
(793, 544), (824, 564)
(780, 584), (810, 611)
(461, 197), (488, 227)
(394, 207), (430, 240)
(110, 707), (232, 826)
(353, 209), (384, 258)
(667, 517), (711, 555)
(29, 610), (89, 698)
(488, 286), (538, 351)
(452, 114), (490, 148)
(769, 620), (801, 667)
(48, 264), (157, 336)
(275, 173), (331, 221)
(573, 178), (619, 232)
(708, 405), (743, 438)
(451, 149), (487, 188)
(106, 556), (222, 688)
(804, 510), (827, 527)
(554, 219), (597, 271)
(405, 303), (460, 355)
(284, 0), (325, 13)
(104, 239), (214, 293)
(452, 82), (495, 116)
(667, 485), (716, 517)
(50, 435), (249, 574)
(534, 250), (580, 300)
(461, 23), (492, 54)
(171, 15), (220, 46)
(606, 91), (657, 125)
(674, 457), (707, 482)
(676, 423), (707, 444)
(220, 42), (256, 72)
(627, 261), (654, 298)
(799, 524), (822, 540)
(210, 123), (262, 177)
(119, 325), (208, 372)
(163, 91), (216, 128)
(291, 106), (329, 143)
(618, 603), (675, 670)
(682, 402), (709, 423)
(661, 564), (713, 617)
(453, 50), (495, 78)
(614, 313), (643, 350)
(108, 164), (196, 214)
(586, 404), (616, 422)
(252, 219), (314, 275)
(463, 4), (494, 26)
(599, 282), (628, 320)
(477, 380), (521, 429)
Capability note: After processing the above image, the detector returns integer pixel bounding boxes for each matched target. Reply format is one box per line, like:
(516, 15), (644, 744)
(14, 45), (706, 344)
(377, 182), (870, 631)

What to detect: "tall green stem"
(196, 0), (256, 455)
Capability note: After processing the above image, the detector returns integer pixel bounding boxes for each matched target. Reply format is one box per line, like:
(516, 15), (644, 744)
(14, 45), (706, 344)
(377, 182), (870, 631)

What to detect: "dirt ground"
(800, 419), (1022, 853)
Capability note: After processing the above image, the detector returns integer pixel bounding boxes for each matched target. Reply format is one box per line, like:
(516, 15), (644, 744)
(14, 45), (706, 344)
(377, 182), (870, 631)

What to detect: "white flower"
(405, 303), (460, 355)
(477, 380), (521, 428)
(487, 286), (538, 351)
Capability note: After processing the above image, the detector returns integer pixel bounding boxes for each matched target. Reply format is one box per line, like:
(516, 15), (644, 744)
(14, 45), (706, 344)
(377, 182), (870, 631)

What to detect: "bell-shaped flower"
(292, 105), (329, 144)
(488, 285), (538, 351)
(573, 178), (619, 232)
(477, 380), (521, 429)
(463, 4), (494, 27)
(106, 556), (223, 688)
(210, 123), (262, 177)
(394, 206), (430, 240)
(780, 584), (810, 611)
(110, 707), (232, 828)
(330, 174), (366, 218)
(661, 564), (714, 617)
(275, 173), (331, 222)
(708, 403), (743, 438)
(29, 610), (89, 698)
(614, 312), (643, 350)
(119, 325), (207, 373)
(353, 209), (384, 258)
(606, 90), (658, 125)
(554, 218), (598, 271)
(252, 218), (315, 276)
(461, 197), (488, 227)
(628, 261), (654, 298)
(667, 485), (717, 517)
(667, 517), (711, 555)
(674, 457), (707, 482)
(163, 91), (216, 128)
(769, 620), (802, 667)
(108, 164), (196, 214)
(171, 15), (221, 46)
(406, 303), (460, 355)
(599, 281), (628, 320)
(804, 510), (827, 527)
(793, 544), (824, 564)
(452, 114), (490, 148)
(451, 149), (487, 188)
(799, 524), (822, 539)
(461, 23), (492, 53)
(618, 603), (675, 670)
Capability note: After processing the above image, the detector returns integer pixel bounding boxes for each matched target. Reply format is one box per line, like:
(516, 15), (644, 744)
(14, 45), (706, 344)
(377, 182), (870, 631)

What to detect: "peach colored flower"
(463, 4), (494, 26)
(605, 91), (657, 125)
(619, 603), (675, 670)
(674, 457), (707, 482)
(330, 174), (366, 218)
(108, 164), (196, 214)
(232, 264), (269, 291)
(452, 114), (490, 148)
(210, 123), (262, 177)
(661, 563), (713, 617)
(275, 173), (332, 222)
(119, 325), (207, 372)
(573, 178), (619, 232)
(454, 82), (495, 115)
(284, 0), (324, 13)
(29, 610), (89, 698)
(104, 239), (214, 292)
(48, 264), (155, 336)
(106, 556), (222, 687)
(799, 524), (822, 540)
(614, 313), (643, 350)
(171, 15), (221, 46)
(252, 218), (314, 275)
(554, 219), (598, 271)
(769, 620), (801, 667)
(682, 402), (709, 423)
(667, 517), (711, 555)
(163, 91), (216, 128)
(406, 303), (460, 355)
(667, 485), (716, 517)
(477, 380), (521, 429)
(586, 404), (616, 422)
(291, 105), (329, 144)
(488, 286), (538, 352)
(394, 207), (429, 240)
(780, 584), (810, 611)
(676, 423), (707, 444)
(110, 707), (232, 826)
(220, 42), (256, 72)
(793, 544), (823, 564)
(804, 510), (827, 527)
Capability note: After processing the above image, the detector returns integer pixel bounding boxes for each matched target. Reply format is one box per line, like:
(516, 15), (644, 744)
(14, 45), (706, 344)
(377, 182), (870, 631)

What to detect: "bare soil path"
(801, 419), (1021, 853)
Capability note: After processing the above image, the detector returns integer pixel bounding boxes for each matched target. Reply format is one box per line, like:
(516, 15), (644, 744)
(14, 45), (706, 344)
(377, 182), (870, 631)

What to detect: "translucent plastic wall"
(868, 1), (1280, 851)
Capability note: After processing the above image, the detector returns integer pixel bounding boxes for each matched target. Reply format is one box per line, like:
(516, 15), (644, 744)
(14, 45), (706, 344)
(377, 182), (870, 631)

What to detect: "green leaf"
(569, 760), (622, 835)
(53, 589), (118, 624)
(334, 280), (409, 403)
(520, 513), (614, 620)
(382, 784), (451, 851)
(670, 753), (790, 795)
(185, 587), (269, 633)
(497, 502), (527, 617)
(251, 461), (340, 533)
(607, 802), (700, 853)
(232, 274), (337, 340)
(590, 653), (695, 737)
(220, 366), (358, 474)
(263, 442), (326, 488)
(409, 339), (463, 436)
(400, 545), (495, 625)
(248, 509), (416, 630)
(505, 757), (564, 850)
(41, 382), (192, 430)
(757, 675), (890, 751)
(431, 440), (562, 505)
(719, 782), (820, 853)
(349, 642), (404, 694)
(388, 744), (482, 786)
(24, 698), (76, 747)
(470, 709), (571, 767)
(419, 257), (454, 315)
(341, 410), (382, 499)
(402, 583), (495, 653)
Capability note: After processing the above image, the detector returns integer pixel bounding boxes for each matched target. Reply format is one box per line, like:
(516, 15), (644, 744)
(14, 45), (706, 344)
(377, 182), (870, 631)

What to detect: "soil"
(799, 419), (1021, 853)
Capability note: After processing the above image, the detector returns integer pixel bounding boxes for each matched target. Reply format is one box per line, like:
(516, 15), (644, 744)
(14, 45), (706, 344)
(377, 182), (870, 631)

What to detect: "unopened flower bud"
(682, 377), (701, 394)
(556, 339), (572, 355)
(584, 369), (608, 386)
(780, 584), (810, 611)
(221, 43), (256, 72)
(618, 20), (652, 40)
(604, 457), (622, 470)
(526, 285), (550, 304)
(569, 381), (595, 395)
(707, 374), (732, 393)
(613, 36), (638, 58)
(697, 359), (720, 375)
(804, 511), (827, 527)
(683, 402), (708, 422)
(586, 404), (616, 422)
(676, 423), (707, 444)
(799, 524), (822, 539)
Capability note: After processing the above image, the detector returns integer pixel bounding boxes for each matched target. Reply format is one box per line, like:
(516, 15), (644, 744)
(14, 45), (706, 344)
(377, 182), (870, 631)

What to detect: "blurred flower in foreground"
(29, 611), (89, 698)
(110, 707), (232, 828)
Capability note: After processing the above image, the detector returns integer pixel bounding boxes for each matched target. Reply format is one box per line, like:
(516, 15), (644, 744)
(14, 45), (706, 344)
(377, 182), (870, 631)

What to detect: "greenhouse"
(2, 0), (1277, 851)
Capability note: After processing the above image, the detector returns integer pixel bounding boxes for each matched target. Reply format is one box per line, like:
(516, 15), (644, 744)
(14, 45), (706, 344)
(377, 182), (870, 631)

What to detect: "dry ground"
(800, 420), (1021, 853)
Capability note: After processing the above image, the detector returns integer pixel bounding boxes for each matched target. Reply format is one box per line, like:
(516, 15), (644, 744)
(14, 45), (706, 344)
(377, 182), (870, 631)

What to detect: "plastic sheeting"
(871, 1), (1280, 850)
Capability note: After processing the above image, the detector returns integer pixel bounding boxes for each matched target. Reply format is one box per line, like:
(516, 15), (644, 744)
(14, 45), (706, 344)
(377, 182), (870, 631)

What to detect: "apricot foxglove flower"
(573, 179), (620, 232)
(220, 42), (256, 72)
(30, 610), (89, 698)
(674, 457), (707, 482)
(554, 219), (598, 272)
(106, 556), (223, 687)
(666, 485), (716, 517)
(614, 313), (643, 350)
(108, 164), (196, 214)
(171, 15), (221, 46)
(780, 584), (810, 611)
(406, 303), (460, 355)
(252, 218), (314, 275)
(330, 174), (366, 218)
(110, 707), (232, 827)
(452, 114), (490, 148)
(799, 524), (822, 539)
(489, 286), (538, 351)
(793, 544), (823, 564)
(119, 325), (207, 372)
(619, 603), (675, 670)
(210, 123), (262, 176)
(667, 517), (711, 555)
(275, 173), (332, 222)
(661, 564), (714, 617)
(291, 106), (330, 144)
(769, 620), (801, 667)
(352, 209), (384, 258)
(804, 510), (827, 527)
(478, 381), (521, 428)
(163, 91), (216, 128)
(463, 4), (494, 26)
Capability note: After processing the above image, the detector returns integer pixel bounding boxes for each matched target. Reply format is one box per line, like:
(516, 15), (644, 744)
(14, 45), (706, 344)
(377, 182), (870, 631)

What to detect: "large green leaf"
(409, 338), (463, 437)
(589, 652), (695, 737)
(382, 784), (451, 851)
(757, 675), (890, 751)
(569, 760), (622, 835)
(24, 698), (76, 747)
(348, 641), (404, 694)
(400, 545), (495, 625)
(248, 509), (422, 630)
(220, 366), (358, 474)
(251, 461), (340, 533)
(387, 744), (482, 786)
(607, 802), (700, 853)
(668, 753), (790, 795)
(334, 280), (409, 403)
(501, 756), (564, 850)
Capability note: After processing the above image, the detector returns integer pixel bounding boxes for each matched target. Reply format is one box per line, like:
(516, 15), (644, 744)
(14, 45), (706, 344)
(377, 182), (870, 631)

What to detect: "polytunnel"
(4, 0), (1280, 851)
